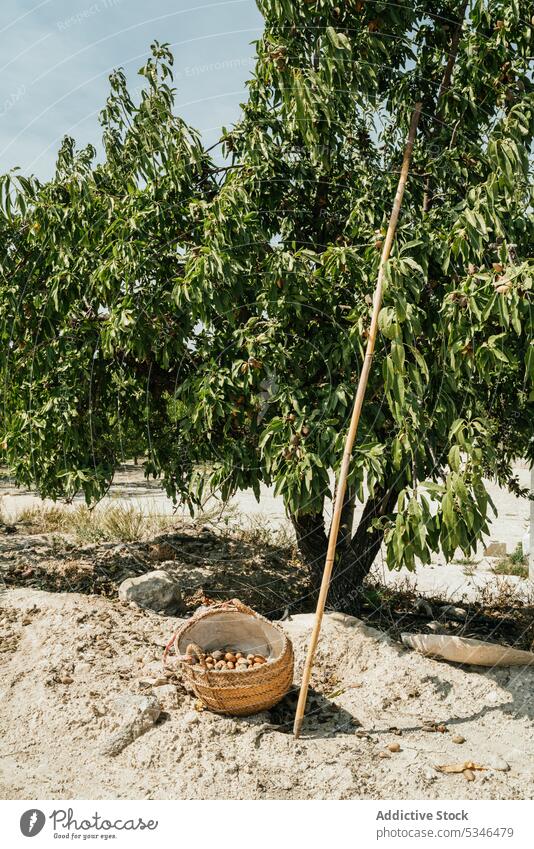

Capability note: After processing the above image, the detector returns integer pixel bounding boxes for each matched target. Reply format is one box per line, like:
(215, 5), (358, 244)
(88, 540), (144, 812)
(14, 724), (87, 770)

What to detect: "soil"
(1, 587), (533, 801)
(1, 462), (531, 607)
(0, 464), (532, 800)
(0, 525), (309, 620)
(2, 526), (532, 650)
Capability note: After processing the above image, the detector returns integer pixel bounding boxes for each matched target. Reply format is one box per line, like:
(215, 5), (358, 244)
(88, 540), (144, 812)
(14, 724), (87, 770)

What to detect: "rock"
(424, 770), (437, 782)
(414, 597), (433, 617)
(427, 621), (446, 633)
(440, 605), (467, 622)
(141, 660), (169, 676)
(484, 541), (507, 557)
(152, 684), (179, 706)
(225, 762), (239, 775)
(485, 756), (510, 772)
(100, 694), (161, 756)
(452, 735), (466, 744)
(152, 683), (177, 696)
(118, 570), (182, 612)
(181, 710), (200, 727)
(329, 612), (360, 627)
(74, 662), (91, 676)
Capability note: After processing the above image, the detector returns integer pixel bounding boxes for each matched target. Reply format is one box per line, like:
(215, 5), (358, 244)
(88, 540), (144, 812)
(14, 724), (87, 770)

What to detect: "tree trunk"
(291, 510), (328, 587)
(291, 483), (397, 614)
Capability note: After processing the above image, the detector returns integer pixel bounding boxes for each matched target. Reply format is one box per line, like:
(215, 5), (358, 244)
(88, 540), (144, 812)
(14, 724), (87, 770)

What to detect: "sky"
(0, 0), (263, 180)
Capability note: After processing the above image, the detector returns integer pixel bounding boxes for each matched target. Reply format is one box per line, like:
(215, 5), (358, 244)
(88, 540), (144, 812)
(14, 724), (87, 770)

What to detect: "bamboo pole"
(293, 103), (422, 739)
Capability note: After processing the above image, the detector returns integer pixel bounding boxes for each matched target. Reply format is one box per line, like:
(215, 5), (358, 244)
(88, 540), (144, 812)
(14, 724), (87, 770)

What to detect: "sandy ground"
(0, 465), (532, 800)
(0, 587), (533, 800)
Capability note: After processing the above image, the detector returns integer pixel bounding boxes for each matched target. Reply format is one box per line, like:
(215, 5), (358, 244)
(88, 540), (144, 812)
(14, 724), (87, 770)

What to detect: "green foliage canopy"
(1, 2), (532, 571)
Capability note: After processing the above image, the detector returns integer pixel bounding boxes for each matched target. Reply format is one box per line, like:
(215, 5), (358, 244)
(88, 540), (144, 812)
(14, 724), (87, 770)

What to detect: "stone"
(152, 683), (179, 707)
(152, 683), (177, 696)
(485, 756), (510, 772)
(100, 694), (160, 756)
(484, 541), (507, 557)
(414, 597), (433, 617)
(440, 605), (467, 622)
(427, 621), (446, 632)
(118, 570), (182, 612)
(329, 612), (361, 627)
(181, 710), (200, 726)
(141, 661), (168, 678)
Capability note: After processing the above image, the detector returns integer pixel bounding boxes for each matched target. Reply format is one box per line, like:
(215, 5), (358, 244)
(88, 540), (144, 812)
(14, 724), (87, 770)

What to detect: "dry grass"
(15, 504), (174, 543)
(362, 574), (534, 651)
(223, 513), (295, 550)
(11, 499), (264, 545)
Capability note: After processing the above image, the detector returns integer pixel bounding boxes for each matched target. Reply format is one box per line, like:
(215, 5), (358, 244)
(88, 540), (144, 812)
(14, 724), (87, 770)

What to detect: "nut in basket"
(164, 599), (294, 716)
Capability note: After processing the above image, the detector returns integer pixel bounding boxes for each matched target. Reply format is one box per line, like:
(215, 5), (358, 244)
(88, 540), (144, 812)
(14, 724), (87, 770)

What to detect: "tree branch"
(423, 1), (469, 213)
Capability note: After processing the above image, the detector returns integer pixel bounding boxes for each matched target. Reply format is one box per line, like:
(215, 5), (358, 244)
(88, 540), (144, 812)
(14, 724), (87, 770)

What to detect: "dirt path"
(1, 588), (533, 800)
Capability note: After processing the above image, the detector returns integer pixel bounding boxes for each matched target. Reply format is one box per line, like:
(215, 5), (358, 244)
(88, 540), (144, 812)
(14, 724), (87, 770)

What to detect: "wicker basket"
(163, 599), (293, 716)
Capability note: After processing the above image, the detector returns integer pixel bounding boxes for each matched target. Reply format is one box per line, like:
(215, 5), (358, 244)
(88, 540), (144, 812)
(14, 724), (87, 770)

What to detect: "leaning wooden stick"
(293, 103), (422, 739)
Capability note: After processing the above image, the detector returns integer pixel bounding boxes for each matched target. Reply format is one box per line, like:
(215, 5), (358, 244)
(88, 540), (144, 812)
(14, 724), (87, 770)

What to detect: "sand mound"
(0, 589), (533, 799)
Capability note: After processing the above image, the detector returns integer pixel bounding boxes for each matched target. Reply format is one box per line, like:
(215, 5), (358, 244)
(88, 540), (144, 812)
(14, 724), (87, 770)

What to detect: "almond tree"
(1, 2), (532, 611)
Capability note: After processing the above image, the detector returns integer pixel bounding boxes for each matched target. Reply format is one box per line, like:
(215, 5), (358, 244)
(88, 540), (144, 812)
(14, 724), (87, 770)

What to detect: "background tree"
(1, 2), (532, 612)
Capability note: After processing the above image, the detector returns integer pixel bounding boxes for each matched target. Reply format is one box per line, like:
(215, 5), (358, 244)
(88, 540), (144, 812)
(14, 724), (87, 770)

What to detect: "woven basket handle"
(221, 598), (257, 617)
(186, 597), (257, 620)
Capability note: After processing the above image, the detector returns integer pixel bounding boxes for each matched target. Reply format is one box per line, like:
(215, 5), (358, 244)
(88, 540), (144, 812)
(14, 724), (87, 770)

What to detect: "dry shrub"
(16, 503), (172, 543)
